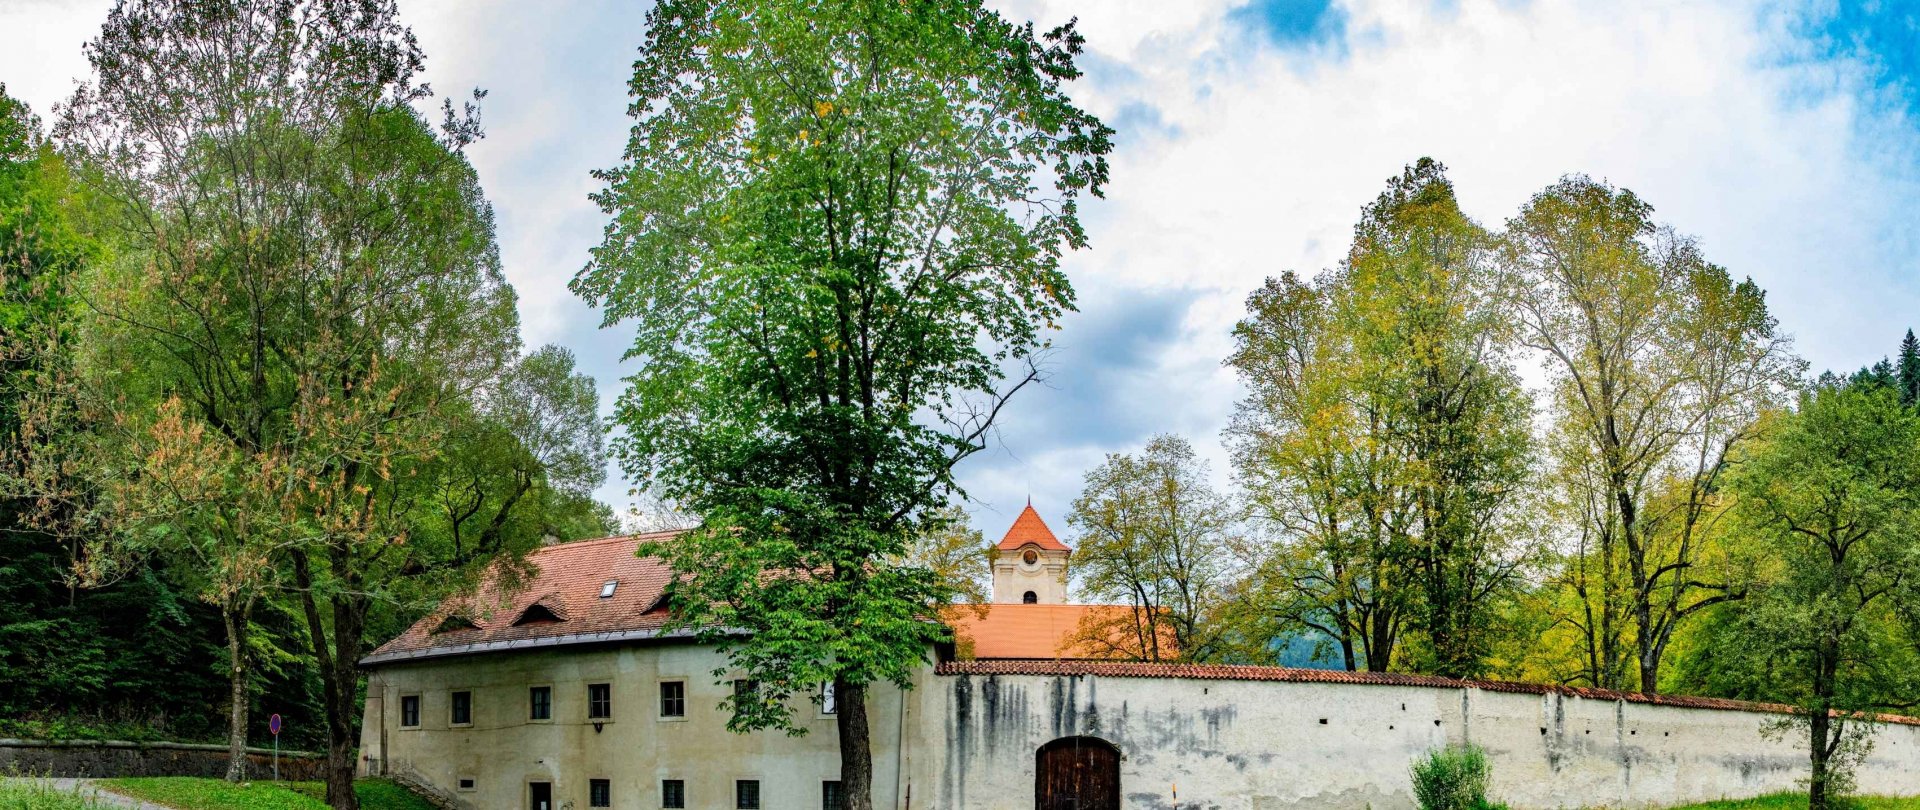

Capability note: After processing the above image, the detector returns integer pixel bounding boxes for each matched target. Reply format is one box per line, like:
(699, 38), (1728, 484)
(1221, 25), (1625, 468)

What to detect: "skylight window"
(600, 579), (618, 598)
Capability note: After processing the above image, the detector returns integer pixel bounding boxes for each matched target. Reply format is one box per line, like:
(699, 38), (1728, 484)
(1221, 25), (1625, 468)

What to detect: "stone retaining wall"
(0, 739), (328, 781)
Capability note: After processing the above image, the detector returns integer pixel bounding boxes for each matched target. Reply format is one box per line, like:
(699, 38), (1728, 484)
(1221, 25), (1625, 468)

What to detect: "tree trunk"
(222, 606), (251, 783)
(835, 679), (873, 810)
(1809, 705), (1832, 810)
(293, 549), (365, 810)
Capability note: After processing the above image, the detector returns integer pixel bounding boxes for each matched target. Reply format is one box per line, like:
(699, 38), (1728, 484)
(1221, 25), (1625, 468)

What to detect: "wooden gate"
(1035, 736), (1120, 810)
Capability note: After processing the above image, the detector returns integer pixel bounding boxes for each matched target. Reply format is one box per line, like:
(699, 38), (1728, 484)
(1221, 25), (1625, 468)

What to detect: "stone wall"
(918, 665), (1920, 810)
(0, 739), (327, 781)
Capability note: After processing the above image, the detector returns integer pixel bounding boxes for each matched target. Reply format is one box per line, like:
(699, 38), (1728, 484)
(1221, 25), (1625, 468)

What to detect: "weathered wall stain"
(920, 674), (1920, 810)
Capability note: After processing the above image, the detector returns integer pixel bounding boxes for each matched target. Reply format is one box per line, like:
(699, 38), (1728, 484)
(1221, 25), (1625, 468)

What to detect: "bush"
(1410, 743), (1507, 810)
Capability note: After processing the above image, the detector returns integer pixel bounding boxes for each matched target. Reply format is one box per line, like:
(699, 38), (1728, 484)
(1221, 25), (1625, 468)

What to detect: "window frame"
(587, 682), (613, 721)
(449, 689), (473, 727)
(589, 778), (611, 808)
(658, 680), (687, 721)
(735, 779), (761, 810)
(398, 693), (421, 729)
(819, 681), (837, 717)
(821, 780), (844, 810)
(660, 778), (686, 809)
(528, 684), (553, 722)
(731, 678), (759, 722)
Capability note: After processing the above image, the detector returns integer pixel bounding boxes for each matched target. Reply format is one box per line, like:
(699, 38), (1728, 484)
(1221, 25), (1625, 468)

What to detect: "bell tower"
(990, 503), (1071, 604)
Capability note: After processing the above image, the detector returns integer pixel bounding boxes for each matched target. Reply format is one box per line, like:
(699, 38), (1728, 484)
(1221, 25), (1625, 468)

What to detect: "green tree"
(51, 2), (598, 804)
(1725, 384), (1920, 810)
(1503, 175), (1795, 692)
(1229, 160), (1532, 678)
(1228, 271), (1412, 671)
(1899, 330), (1920, 406)
(573, 1), (1110, 805)
(1067, 435), (1242, 663)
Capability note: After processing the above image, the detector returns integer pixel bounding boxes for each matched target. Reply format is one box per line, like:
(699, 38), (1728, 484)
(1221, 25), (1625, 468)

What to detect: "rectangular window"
(399, 694), (420, 727)
(821, 681), (837, 715)
(457, 778), (475, 792)
(661, 779), (685, 809)
(529, 686), (551, 721)
(659, 681), (685, 718)
(451, 690), (472, 725)
(732, 679), (759, 720)
(589, 779), (610, 808)
(736, 780), (761, 810)
(588, 683), (612, 719)
(822, 780), (843, 810)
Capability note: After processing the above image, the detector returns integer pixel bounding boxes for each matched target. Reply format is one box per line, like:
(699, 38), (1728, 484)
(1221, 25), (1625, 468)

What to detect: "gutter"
(359, 627), (707, 667)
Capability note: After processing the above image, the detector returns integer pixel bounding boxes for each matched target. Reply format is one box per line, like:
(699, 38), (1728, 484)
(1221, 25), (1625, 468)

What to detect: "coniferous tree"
(1897, 330), (1919, 406)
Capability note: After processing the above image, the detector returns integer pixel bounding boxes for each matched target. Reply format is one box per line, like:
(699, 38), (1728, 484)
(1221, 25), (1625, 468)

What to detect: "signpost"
(268, 714), (282, 781)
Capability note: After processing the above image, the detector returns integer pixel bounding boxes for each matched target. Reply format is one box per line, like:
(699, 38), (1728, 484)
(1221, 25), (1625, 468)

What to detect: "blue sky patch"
(1793, 1), (1920, 118)
(1228, 0), (1349, 48)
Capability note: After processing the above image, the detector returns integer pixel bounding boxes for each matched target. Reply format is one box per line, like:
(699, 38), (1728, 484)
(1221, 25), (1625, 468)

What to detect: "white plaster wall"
(917, 673), (1920, 810)
(359, 643), (919, 810)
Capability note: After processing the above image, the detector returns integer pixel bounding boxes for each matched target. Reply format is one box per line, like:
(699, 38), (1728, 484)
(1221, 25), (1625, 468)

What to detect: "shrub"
(1410, 743), (1507, 810)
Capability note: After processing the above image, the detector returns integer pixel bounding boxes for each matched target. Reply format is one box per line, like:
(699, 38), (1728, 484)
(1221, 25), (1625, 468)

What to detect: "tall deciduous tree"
(1726, 384), (1920, 810)
(1504, 176), (1796, 692)
(1229, 160), (1532, 678)
(574, 1), (1110, 805)
(1068, 435), (1241, 663)
(52, 2), (595, 804)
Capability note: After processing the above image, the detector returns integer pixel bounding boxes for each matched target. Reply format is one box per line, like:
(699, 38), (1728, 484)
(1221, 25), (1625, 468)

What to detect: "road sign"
(268, 714), (283, 780)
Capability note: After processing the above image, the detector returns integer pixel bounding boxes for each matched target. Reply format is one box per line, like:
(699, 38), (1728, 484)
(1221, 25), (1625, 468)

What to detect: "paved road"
(29, 778), (171, 810)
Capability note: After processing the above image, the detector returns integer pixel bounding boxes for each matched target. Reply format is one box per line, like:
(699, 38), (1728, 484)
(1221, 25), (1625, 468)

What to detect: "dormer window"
(431, 614), (478, 634)
(513, 602), (563, 626)
(600, 579), (618, 599)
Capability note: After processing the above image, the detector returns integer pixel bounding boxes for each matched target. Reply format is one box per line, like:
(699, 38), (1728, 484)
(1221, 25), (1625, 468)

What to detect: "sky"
(2, 0), (1918, 539)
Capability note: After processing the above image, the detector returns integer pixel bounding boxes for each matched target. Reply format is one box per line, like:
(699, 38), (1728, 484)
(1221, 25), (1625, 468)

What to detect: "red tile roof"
(362, 532), (684, 666)
(942, 604), (1177, 660)
(934, 661), (1920, 726)
(995, 504), (1070, 551)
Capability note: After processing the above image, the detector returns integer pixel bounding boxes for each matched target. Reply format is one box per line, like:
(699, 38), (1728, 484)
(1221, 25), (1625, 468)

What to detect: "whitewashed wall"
(916, 672), (1920, 810)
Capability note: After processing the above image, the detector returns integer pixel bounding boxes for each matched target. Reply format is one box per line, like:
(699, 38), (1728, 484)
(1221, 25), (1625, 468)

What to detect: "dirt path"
(37, 778), (174, 810)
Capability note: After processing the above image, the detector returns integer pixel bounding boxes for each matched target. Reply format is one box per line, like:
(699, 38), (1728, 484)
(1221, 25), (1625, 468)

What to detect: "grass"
(1655, 795), (1920, 810)
(100, 778), (433, 810)
(0, 776), (114, 810)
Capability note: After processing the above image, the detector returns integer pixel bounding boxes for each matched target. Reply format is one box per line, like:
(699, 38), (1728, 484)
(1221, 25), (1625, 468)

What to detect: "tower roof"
(996, 504), (1071, 552)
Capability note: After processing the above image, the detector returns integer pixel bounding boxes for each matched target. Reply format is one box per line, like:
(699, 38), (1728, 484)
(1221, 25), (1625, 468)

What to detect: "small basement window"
(457, 778), (475, 792)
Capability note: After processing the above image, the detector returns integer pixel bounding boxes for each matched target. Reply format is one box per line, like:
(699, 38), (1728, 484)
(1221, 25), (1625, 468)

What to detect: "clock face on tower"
(1022, 549), (1039, 566)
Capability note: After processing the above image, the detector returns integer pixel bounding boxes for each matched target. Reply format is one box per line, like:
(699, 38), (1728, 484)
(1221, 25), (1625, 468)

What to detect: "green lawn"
(1654, 795), (1920, 810)
(99, 778), (432, 810)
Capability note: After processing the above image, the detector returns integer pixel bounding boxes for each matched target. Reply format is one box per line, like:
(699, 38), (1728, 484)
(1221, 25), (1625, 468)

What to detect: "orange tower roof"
(996, 504), (1071, 552)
